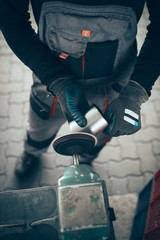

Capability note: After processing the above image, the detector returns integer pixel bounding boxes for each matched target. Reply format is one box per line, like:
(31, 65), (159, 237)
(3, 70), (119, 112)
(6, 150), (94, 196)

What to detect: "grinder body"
(69, 105), (108, 136)
(58, 164), (112, 240)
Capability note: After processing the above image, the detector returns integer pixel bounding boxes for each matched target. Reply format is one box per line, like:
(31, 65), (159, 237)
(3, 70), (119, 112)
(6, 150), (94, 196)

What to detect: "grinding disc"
(53, 132), (97, 156)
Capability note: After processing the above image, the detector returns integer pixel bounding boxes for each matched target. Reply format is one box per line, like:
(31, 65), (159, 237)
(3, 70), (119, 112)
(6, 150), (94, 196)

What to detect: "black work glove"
(104, 80), (149, 137)
(48, 77), (89, 127)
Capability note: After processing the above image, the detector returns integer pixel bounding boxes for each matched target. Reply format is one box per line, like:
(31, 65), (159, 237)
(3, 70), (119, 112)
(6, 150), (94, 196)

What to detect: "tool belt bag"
(39, 2), (137, 86)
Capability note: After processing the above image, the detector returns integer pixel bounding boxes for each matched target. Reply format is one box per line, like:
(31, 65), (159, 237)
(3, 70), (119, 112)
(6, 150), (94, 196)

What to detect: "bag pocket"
(30, 88), (54, 120)
(48, 27), (88, 58)
(84, 39), (118, 79)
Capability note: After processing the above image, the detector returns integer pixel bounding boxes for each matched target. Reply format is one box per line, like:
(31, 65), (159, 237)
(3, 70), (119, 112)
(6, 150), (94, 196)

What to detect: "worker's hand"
(64, 82), (89, 127)
(48, 77), (89, 127)
(104, 81), (149, 137)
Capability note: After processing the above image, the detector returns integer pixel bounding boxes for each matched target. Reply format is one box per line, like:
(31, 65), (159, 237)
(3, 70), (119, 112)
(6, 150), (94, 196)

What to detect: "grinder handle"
(69, 105), (108, 136)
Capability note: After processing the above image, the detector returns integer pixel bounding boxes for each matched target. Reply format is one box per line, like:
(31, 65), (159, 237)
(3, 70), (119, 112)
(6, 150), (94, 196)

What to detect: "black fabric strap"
(27, 133), (56, 149)
(111, 83), (123, 93)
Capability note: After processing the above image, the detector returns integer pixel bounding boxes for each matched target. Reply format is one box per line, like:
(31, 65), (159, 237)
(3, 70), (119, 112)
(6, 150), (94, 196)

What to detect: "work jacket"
(0, 0), (160, 93)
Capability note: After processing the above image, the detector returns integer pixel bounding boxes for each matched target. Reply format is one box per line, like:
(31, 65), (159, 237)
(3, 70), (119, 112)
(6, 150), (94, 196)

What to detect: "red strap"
(103, 135), (112, 143)
(49, 96), (58, 118)
(103, 91), (109, 114)
(103, 91), (112, 144)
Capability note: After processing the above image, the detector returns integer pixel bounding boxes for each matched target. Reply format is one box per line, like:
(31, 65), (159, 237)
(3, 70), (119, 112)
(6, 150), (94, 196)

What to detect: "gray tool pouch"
(30, 74), (55, 120)
(39, 2), (137, 87)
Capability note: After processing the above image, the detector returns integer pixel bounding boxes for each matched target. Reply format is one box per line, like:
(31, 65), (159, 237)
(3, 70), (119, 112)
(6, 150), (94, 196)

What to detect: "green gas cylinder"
(57, 156), (111, 240)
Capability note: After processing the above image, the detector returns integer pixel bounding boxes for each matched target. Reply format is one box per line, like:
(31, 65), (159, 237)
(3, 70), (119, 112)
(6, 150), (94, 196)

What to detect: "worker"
(0, 0), (159, 176)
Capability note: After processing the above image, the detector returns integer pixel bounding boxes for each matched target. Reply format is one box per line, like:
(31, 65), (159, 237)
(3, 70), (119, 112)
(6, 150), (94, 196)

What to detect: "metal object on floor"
(0, 187), (59, 240)
(130, 179), (153, 240)
(144, 169), (160, 240)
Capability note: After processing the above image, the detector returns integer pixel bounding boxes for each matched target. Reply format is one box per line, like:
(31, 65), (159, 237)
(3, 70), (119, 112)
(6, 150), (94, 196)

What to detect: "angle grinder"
(53, 105), (108, 157)
(52, 106), (115, 240)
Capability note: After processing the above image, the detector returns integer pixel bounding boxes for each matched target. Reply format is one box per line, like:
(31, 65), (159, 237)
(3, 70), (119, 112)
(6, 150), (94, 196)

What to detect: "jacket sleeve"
(0, 0), (72, 87)
(131, 0), (160, 96)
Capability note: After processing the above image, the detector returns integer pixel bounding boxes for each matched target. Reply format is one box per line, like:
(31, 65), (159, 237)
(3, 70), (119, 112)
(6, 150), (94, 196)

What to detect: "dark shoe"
(79, 145), (105, 166)
(15, 152), (39, 177)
